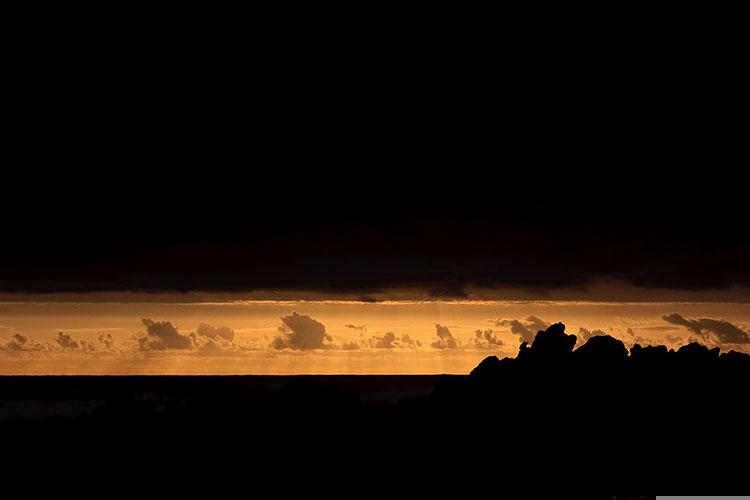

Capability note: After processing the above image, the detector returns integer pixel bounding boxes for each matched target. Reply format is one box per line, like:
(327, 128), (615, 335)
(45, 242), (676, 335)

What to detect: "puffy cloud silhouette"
(54, 332), (97, 351)
(137, 319), (194, 351)
(431, 324), (458, 349)
(98, 332), (115, 349)
(400, 334), (421, 349)
(474, 329), (503, 349)
(196, 323), (235, 342)
(191, 324), (238, 354)
(495, 316), (550, 343)
(3, 330), (118, 353)
(368, 332), (421, 349)
(662, 313), (750, 344)
(271, 312), (332, 350)
(56, 332), (80, 349)
(372, 332), (397, 349)
(3, 333), (30, 351)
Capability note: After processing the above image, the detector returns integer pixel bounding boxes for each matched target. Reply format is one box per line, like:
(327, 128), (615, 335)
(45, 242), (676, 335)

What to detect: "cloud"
(137, 318), (194, 351)
(664, 334), (684, 345)
(400, 334), (421, 349)
(495, 316), (550, 343)
(372, 332), (398, 349)
(341, 341), (360, 350)
(662, 313), (750, 344)
(625, 328), (647, 346)
(368, 332), (422, 349)
(195, 338), (230, 354)
(3, 333), (31, 351)
(98, 332), (115, 349)
(190, 323), (239, 354)
(9, 181), (750, 298)
(345, 324), (367, 332)
(428, 286), (468, 298)
(431, 324), (458, 349)
(196, 323), (235, 342)
(1, 331), (91, 352)
(56, 332), (80, 349)
(474, 329), (503, 349)
(271, 312), (332, 350)
(54, 332), (97, 351)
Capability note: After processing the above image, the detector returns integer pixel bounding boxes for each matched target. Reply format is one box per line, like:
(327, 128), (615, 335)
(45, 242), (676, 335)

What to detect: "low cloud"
(474, 329), (503, 349)
(432, 324), (458, 349)
(56, 332), (80, 349)
(664, 334), (684, 345)
(625, 328), (647, 346)
(196, 323), (235, 342)
(55, 332), (97, 351)
(495, 316), (550, 343)
(191, 323), (238, 354)
(271, 312), (332, 350)
(2, 330), (108, 352)
(372, 332), (398, 349)
(2, 333), (40, 351)
(400, 334), (421, 349)
(368, 332), (421, 349)
(662, 313), (750, 344)
(98, 332), (115, 349)
(137, 318), (195, 351)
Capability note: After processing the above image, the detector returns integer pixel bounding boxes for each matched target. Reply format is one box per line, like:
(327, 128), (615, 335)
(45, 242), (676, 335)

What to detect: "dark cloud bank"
(2, 176), (749, 298)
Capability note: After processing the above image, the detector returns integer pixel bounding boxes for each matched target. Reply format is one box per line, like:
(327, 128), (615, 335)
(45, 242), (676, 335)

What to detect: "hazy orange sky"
(2, 296), (748, 374)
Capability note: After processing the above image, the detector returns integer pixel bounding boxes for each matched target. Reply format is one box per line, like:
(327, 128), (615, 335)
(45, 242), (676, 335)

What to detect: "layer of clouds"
(2, 330), (113, 352)
(271, 312), (332, 350)
(662, 313), (750, 344)
(339, 327), (422, 350)
(431, 324), (458, 349)
(495, 316), (550, 343)
(1, 321), (237, 355)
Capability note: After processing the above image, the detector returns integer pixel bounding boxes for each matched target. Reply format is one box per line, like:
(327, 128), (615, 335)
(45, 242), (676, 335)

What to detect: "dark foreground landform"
(2, 323), (748, 493)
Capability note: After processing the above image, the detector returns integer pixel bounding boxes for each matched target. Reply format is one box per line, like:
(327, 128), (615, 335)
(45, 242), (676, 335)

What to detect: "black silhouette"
(2, 322), (747, 493)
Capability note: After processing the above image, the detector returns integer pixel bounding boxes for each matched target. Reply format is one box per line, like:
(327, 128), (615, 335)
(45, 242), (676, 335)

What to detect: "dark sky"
(4, 43), (748, 297)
